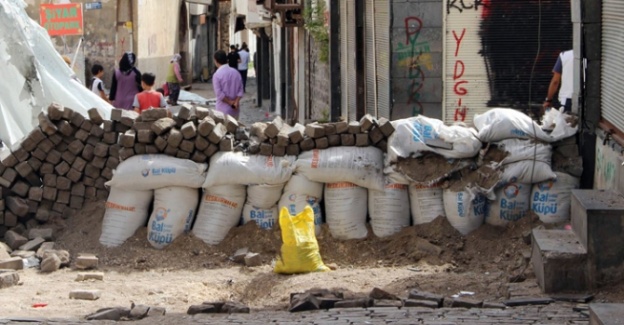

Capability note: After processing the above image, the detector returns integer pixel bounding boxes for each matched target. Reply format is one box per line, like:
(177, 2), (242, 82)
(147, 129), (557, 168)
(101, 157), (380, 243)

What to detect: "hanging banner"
(40, 3), (84, 36)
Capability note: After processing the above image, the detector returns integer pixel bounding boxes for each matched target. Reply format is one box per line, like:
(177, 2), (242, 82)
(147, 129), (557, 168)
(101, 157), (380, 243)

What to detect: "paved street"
(0, 303), (589, 324)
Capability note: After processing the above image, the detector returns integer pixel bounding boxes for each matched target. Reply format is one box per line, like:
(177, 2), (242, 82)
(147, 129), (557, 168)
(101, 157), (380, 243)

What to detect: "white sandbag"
(369, 184), (410, 237)
(443, 188), (487, 235)
(409, 183), (445, 225)
(501, 161), (556, 184)
(99, 187), (153, 247)
(203, 152), (296, 188)
(278, 194), (323, 236)
(387, 116), (482, 162)
(531, 172), (580, 223)
(283, 174), (324, 198)
(474, 108), (577, 143)
(486, 183), (532, 226)
(497, 139), (552, 165)
(296, 147), (385, 191)
(106, 154), (207, 190)
(147, 186), (199, 249)
(242, 204), (279, 230)
(247, 184), (284, 209)
(383, 154), (411, 185)
(279, 174), (324, 235)
(192, 185), (246, 245)
(324, 182), (368, 239)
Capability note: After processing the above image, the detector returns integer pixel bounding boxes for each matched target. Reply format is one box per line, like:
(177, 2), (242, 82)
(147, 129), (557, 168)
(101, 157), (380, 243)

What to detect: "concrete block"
(288, 129), (304, 144)
(181, 121), (197, 139)
(208, 123), (227, 144)
(47, 103), (64, 120)
(286, 144), (301, 156)
(359, 114), (375, 132)
(88, 108), (104, 125)
(75, 253), (98, 270)
(6, 196), (29, 217)
(265, 116), (284, 138)
(82, 144), (95, 160)
(341, 134), (355, 146)
(19, 237), (45, 251)
(28, 228), (54, 241)
(571, 190), (624, 288)
(75, 272), (103, 281)
(187, 304), (217, 315)
(61, 150), (77, 164)
(0, 271), (20, 289)
(355, 133), (370, 147)
(197, 117), (216, 136)
(69, 289), (101, 300)
(54, 161), (70, 176)
(259, 143), (273, 156)
(315, 137), (329, 149)
(300, 138), (315, 151)
(348, 121), (361, 134)
(11, 181), (30, 197)
(194, 135), (209, 151)
(589, 303), (624, 325)
(0, 257), (24, 270)
(272, 145), (286, 157)
(408, 290), (443, 306)
(305, 123), (325, 139)
(531, 228), (587, 293)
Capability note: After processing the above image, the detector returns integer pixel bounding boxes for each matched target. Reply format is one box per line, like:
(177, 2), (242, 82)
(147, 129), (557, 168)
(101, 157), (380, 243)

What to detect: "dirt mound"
(54, 200), (537, 274)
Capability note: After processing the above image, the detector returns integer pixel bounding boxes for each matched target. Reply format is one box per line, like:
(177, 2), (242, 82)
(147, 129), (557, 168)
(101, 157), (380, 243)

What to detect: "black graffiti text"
(447, 0), (486, 14)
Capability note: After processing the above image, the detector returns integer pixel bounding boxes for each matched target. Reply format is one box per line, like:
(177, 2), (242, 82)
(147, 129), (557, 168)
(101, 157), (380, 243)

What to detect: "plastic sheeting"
(0, 0), (113, 146)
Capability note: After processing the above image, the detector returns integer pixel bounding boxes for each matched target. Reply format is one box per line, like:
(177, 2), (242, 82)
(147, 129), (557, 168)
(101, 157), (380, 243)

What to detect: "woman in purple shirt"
(109, 52), (142, 110)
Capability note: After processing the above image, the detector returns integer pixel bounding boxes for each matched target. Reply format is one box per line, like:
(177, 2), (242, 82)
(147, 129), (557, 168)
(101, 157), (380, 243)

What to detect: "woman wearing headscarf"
(109, 52), (142, 110)
(166, 53), (184, 106)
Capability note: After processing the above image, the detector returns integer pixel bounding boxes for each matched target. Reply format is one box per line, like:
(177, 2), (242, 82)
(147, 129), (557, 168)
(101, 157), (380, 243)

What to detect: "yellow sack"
(274, 206), (330, 274)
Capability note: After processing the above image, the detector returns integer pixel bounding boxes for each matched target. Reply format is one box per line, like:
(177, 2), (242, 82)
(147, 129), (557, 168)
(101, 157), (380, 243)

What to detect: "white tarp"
(0, 0), (113, 146)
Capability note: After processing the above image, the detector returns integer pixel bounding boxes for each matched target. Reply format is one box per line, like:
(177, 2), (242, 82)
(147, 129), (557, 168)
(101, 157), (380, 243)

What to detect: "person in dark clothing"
(109, 52), (142, 110)
(227, 45), (240, 69)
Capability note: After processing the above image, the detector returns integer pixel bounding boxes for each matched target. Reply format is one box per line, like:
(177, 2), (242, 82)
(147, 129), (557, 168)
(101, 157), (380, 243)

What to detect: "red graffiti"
(404, 17), (423, 45)
(452, 28), (468, 121)
(454, 99), (468, 121)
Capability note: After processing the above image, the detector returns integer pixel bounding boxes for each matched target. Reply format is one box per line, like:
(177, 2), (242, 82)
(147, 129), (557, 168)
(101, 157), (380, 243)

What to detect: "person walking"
(212, 50), (243, 119)
(227, 45), (240, 69)
(166, 53), (184, 106)
(109, 52), (142, 110)
(543, 49), (573, 113)
(238, 43), (250, 93)
(90, 64), (110, 103)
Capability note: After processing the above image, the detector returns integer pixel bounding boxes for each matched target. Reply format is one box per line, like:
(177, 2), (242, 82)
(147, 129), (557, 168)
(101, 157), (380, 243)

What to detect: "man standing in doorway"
(227, 45), (240, 69)
(213, 50), (244, 119)
(238, 43), (250, 93)
(544, 49), (573, 113)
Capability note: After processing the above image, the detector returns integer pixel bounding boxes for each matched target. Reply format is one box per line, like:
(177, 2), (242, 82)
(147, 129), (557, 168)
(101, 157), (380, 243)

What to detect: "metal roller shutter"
(602, 0), (624, 132)
(444, 0), (571, 124)
(340, 0), (357, 121)
(374, 0), (390, 119)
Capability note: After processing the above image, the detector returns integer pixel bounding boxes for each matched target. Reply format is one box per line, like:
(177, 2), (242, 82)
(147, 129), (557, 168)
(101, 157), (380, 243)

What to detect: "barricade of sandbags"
(147, 186), (198, 249)
(99, 187), (153, 247)
(242, 184), (284, 230)
(192, 185), (247, 245)
(368, 183), (410, 237)
(296, 147), (385, 191)
(324, 182), (368, 239)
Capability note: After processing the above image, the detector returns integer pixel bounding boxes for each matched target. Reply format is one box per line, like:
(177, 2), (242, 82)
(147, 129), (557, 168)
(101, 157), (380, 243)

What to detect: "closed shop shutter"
(340, 0), (357, 121)
(601, 0), (624, 132)
(374, 0), (390, 119)
(444, 1), (571, 124)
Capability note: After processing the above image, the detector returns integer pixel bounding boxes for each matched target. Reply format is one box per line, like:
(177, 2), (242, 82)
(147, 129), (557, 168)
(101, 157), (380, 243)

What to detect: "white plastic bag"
(474, 108), (577, 143)
(496, 138), (556, 184)
(324, 182), (368, 239)
(541, 107), (578, 140)
(100, 187), (153, 247)
(106, 154), (207, 190)
(486, 183), (531, 226)
(531, 172), (580, 223)
(387, 116), (482, 162)
(279, 174), (324, 235)
(443, 188), (487, 235)
(147, 186), (199, 249)
(242, 204), (278, 229)
(296, 147), (385, 191)
(192, 185), (246, 245)
(203, 152), (296, 188)
(369, 184), (410, 237)
(409, 183), (445, 225)
(246, 184), (284, 209)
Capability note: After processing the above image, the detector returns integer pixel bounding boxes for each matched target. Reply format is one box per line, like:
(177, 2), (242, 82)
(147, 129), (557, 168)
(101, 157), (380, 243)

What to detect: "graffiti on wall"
(595, 138), (619, 190)
(444, 0), (572, 123)
(395, 17), (433, 116)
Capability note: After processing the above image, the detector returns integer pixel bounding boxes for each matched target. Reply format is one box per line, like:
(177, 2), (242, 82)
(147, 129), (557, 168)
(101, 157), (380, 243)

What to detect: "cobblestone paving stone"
(0, 303), (589, 324)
